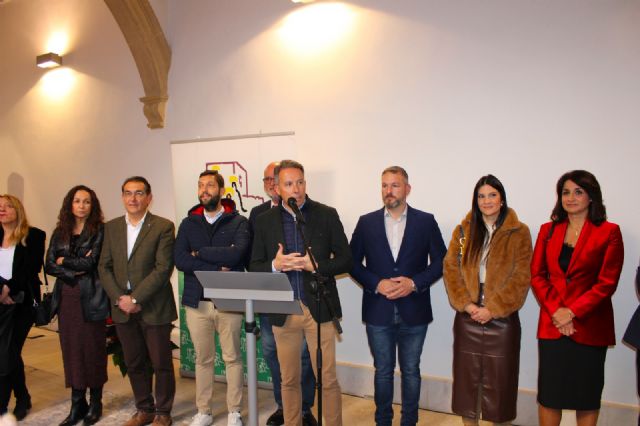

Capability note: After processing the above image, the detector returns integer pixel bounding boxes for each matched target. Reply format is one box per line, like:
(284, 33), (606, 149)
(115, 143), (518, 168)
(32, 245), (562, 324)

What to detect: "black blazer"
(248, 200), (272, 234)
(623, 265), (640, 349)
(0, 227), (46, 304)
(249, 198), (352, 326)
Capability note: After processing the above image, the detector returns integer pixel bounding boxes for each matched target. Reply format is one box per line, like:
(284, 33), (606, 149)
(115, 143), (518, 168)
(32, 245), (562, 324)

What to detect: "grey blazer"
(98, 212), (177, 325)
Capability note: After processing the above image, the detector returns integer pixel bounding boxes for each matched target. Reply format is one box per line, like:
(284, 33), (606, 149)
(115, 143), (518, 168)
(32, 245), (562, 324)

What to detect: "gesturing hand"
(273, 243), (308, 272)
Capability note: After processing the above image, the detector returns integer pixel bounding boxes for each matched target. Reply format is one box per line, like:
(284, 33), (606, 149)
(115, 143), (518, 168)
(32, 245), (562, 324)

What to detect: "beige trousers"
(273, 302), (342, 426)
(185, 301), (244, 414)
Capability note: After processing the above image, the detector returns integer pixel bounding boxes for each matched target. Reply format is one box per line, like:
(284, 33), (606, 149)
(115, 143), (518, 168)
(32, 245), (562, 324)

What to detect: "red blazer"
(531, 220), (624, 346)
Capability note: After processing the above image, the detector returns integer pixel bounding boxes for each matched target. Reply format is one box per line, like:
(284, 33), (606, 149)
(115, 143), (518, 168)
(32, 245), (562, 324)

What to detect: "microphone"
(287, 197), (305, 224)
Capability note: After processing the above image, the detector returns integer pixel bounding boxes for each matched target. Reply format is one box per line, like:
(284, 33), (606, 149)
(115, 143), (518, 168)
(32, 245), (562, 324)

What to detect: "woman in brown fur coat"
(443, 175), (532, 426)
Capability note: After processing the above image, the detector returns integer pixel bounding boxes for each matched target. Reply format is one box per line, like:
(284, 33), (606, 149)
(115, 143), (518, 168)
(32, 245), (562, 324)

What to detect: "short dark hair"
(551, 170), (606, 225)
(199, 170), (224, 188)
(121, 176), (151, 194)
(382, 166), (409, 182)
(274, 160), (304, 184)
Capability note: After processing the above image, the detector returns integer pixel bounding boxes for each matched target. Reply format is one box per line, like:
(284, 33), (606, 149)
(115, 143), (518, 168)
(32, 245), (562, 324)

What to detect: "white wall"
(1, 0), (639, 408)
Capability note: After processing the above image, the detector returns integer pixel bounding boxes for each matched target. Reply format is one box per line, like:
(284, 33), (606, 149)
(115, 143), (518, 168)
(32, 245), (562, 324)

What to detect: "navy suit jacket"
(350, 206), (446, 326)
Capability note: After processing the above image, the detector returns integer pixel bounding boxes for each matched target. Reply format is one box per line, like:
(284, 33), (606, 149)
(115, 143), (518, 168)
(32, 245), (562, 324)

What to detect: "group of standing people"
(0, 177), (178, 426)
(0, 162), (631, 426)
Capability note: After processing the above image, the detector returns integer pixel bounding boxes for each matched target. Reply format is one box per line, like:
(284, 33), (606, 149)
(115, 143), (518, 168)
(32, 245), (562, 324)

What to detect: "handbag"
(27, 259), (53, 326)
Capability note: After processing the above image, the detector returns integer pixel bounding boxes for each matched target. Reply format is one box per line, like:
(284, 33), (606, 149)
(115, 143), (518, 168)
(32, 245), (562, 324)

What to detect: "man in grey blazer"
(99, 176), (177, 426)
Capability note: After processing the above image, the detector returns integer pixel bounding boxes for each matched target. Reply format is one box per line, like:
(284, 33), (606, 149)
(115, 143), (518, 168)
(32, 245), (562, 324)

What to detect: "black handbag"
(27, 260), (53, 327)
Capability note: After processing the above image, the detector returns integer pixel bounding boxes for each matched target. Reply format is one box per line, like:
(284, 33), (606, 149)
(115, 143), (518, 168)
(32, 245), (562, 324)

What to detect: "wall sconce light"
(292, 0), (315, 3)
(36, 52), (63, 69)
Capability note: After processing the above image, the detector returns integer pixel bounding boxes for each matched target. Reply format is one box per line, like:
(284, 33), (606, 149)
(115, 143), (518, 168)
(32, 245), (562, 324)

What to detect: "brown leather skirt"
(452, 311), (521, 423)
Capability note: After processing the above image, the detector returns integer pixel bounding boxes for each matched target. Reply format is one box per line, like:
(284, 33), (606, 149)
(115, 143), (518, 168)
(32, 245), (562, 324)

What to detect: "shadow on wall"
(7, 173), (24, 199)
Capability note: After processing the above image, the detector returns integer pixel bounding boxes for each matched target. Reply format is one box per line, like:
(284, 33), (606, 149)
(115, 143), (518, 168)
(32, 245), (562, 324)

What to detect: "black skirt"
(538, 337), (607, 410)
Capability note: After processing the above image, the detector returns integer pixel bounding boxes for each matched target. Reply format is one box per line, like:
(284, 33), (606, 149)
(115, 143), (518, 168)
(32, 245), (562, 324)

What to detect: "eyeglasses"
(123, 190), (147, 198)
(262, 177), (275, 183)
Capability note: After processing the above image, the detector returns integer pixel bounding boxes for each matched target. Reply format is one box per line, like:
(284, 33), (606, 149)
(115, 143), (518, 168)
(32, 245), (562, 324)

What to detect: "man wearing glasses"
(99, 176), (177, 426)
(248, 162), (317, 426)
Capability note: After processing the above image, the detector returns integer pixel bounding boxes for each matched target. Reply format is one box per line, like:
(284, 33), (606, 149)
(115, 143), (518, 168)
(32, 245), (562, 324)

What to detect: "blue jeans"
(260, 314), (315, 412)
(366, 320), (428, 426)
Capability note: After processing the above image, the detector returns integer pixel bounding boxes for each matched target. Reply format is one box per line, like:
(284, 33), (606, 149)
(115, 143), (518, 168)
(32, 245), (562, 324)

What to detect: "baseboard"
(335, 362), (639, 426)
(178, 360), (638, 425)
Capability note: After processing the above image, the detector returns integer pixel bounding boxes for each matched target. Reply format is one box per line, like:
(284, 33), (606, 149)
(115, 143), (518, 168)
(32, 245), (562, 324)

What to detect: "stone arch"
(104, 0), (171, 129)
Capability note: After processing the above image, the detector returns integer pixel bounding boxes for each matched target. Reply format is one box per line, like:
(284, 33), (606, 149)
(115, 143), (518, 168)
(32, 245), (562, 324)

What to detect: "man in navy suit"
(350, 166), (446, 426)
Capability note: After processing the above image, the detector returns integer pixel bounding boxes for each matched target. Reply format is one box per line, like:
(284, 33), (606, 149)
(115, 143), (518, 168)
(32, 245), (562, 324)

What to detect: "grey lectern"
(195, 271), (302, 426)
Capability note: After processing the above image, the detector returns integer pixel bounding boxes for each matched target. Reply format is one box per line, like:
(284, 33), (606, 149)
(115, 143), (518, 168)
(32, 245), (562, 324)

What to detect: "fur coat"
(443, 208), (532, 318)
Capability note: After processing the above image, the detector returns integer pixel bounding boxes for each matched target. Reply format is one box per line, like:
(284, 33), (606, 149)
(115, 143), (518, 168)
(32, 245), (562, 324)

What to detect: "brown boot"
(123, 410), (156, 426)
(151, 414), (173, 425)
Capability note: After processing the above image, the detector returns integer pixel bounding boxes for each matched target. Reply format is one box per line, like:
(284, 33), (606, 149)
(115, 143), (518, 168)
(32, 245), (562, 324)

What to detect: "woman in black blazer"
(0, 194), (45, 421)
(623, 262), (640, 426)
(46, 185), (109, 426)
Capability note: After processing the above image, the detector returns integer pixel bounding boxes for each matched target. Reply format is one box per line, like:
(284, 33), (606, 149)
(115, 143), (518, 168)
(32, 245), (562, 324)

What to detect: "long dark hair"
(551, 170), (606, 225)
(55, 185), (104, 244)
(463, 174), (508, 266)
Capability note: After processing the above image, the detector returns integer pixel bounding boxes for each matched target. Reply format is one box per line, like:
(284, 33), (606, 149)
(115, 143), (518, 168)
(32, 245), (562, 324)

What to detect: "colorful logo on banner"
(179, 161), (272, 383)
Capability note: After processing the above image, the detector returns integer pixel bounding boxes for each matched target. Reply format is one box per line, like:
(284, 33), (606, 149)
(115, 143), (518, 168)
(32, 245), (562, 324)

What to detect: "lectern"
(195, 271), (302, 426)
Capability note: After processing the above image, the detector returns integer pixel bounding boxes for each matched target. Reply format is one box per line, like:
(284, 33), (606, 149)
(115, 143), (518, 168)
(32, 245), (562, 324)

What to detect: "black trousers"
(0, 303), (33, 413)
(115, 315), (175, 415)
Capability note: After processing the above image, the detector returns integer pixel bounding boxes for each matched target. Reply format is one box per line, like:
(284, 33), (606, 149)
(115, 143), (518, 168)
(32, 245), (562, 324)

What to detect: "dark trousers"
(115, 315), (175, 415)
(0, 303), (33, 413)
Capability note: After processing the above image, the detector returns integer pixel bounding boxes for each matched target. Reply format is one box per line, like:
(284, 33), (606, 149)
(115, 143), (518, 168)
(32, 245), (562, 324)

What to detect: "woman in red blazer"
(531, 170), (624, 426)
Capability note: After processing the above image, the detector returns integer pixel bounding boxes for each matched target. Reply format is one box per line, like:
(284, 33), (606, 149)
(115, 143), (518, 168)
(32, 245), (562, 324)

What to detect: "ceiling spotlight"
(36, 52), (63, 69)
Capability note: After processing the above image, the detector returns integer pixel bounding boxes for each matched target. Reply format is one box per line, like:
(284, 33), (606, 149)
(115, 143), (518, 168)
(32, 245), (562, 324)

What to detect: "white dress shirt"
(125, 211), (148, 291)
(384, 206), (408, 261)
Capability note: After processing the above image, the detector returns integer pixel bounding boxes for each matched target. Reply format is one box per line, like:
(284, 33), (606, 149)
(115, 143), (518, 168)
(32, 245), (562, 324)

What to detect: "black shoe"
(59, 388), (88, 426)
(13, 398), (32, 421)
(266, 408), (284, 425)
(83, 387), (103, 425)
(302, 411), (318, 426)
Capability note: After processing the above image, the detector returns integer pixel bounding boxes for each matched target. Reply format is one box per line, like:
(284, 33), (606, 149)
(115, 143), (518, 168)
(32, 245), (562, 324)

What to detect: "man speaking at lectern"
(174, 170), (251, 426)
(250, 160), (352, 426)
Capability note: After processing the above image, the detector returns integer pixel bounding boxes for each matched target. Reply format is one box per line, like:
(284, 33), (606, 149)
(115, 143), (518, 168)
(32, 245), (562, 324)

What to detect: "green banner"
(179, 272), (273, 383)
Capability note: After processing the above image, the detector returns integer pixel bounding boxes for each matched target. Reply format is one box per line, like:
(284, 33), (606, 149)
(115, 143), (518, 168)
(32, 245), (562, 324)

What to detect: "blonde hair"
(0, 194), (30, 246)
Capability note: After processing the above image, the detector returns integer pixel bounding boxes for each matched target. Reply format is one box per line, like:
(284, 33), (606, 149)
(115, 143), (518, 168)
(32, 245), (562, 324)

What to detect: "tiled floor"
(15, 327), (472, 425)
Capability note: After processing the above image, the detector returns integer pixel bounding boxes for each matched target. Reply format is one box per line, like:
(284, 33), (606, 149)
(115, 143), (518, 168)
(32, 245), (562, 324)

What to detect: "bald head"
(263, 161), (280, 203)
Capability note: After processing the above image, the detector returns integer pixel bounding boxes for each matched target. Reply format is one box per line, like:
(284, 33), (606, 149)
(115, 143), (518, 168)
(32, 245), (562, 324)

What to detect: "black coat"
(174, 204), (251, 309)
(45, 225), (109, 322)
(624, 265), (640, 349)
(0, 227), (45, 304)
(249, 198), (352, 326)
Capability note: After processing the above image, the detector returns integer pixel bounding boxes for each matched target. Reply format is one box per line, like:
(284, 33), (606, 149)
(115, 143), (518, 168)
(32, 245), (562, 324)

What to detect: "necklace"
(569, 221), (583, 237)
